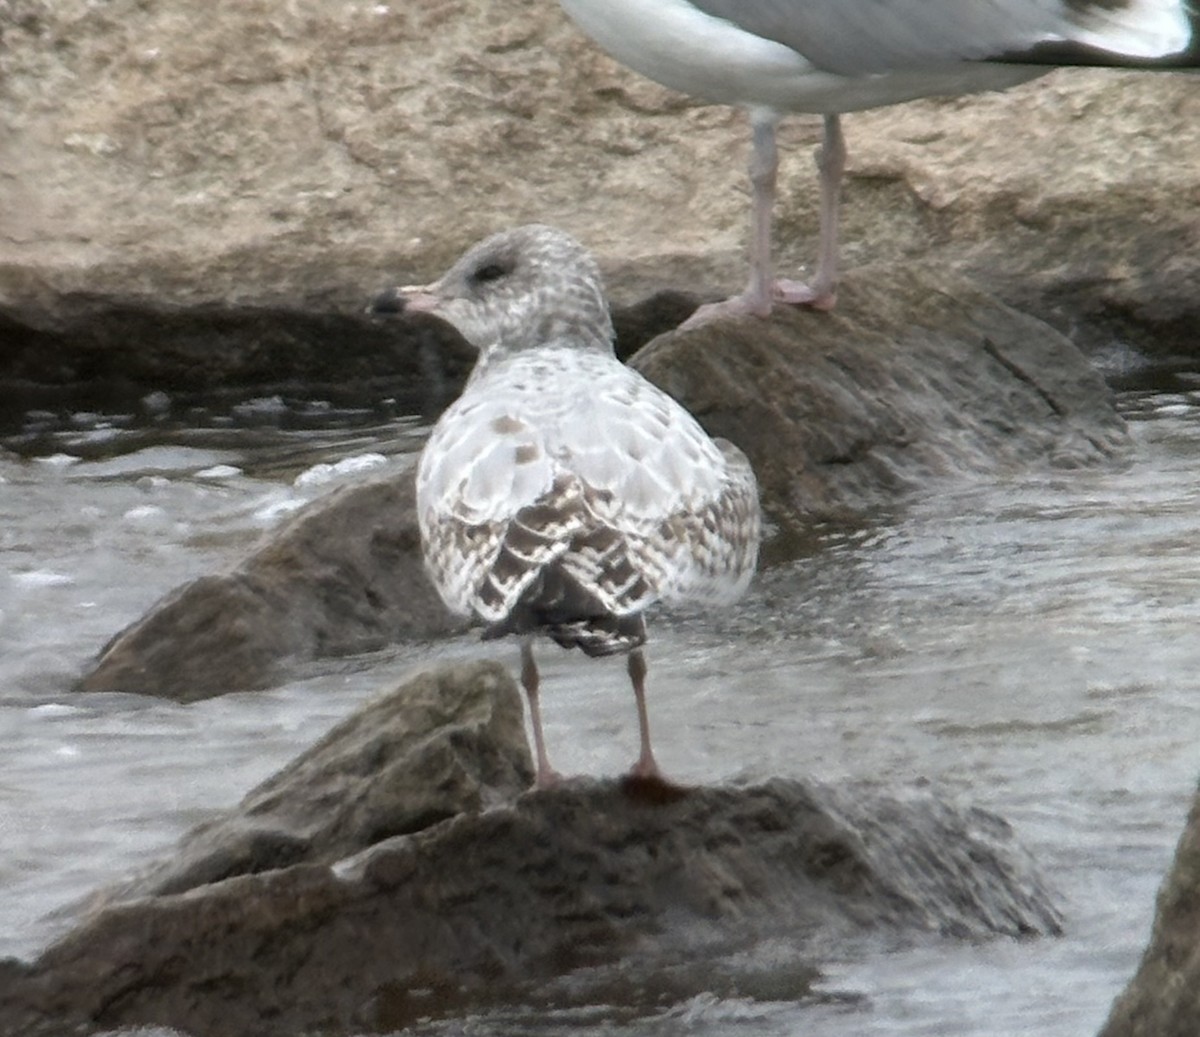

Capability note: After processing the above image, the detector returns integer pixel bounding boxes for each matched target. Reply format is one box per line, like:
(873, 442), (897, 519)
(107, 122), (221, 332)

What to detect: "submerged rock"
(0, 663), (1061, 1037)
(76, 471), (467, 700)
(1099, 785), (1200, 1037)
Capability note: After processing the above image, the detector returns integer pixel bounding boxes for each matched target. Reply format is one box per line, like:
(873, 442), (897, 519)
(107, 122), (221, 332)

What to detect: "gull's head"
(373, 224), (614, 358)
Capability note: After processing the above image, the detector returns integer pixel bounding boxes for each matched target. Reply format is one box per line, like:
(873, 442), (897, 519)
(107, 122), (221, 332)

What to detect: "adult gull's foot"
(559, 0), (1199, 323)
(379, 224), (762, 788)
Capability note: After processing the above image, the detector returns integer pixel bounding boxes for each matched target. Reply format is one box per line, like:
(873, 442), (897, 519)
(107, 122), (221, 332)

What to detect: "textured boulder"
(1099, 785), (1200, 1037)
(633, 264), (1129, 524)
(76, 471), (466, 699)
(1, 0), (1197, 401)
(0, 663), (1062, 1037)
(103, 660), (535, 900)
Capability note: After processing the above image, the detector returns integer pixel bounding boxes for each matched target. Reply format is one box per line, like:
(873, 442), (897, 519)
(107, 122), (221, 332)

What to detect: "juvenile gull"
(391, 225), (761, 788)
(559, 0), (1199, 322)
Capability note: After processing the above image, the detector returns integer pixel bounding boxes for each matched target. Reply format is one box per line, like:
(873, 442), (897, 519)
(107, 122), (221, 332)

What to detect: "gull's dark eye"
(472, 261), (509, 285)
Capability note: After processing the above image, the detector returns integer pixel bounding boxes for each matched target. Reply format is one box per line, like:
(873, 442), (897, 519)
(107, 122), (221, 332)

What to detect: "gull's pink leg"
(745, 110), (780, 316)
(681, 111), (843, 329)
(626, 648), (661, 779)
(520, 638), (561, 789)
(775, 113), (843, 311)
(682, 110), (780, 328)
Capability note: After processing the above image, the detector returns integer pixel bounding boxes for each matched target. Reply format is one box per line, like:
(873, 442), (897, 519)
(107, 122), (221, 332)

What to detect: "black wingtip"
(994, 4), (1200, 69)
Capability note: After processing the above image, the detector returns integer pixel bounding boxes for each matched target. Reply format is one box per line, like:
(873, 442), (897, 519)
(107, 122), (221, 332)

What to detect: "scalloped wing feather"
(417, 346), (760, 631)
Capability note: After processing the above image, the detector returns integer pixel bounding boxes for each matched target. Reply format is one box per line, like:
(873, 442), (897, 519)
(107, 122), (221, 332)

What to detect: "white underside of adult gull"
(559, 0), (1199, 322)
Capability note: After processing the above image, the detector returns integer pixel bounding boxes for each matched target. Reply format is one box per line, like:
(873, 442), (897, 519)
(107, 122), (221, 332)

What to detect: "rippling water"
(1, 380), (1197, 1037)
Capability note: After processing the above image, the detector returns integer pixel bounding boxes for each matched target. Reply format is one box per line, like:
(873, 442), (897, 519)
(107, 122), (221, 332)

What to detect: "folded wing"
(686, 0), (1195, 75)
(417, 350), (760, 653)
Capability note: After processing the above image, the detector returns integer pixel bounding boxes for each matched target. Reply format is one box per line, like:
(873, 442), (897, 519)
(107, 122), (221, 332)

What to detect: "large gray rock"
(76, 470), (467, 699)
(0, 664), (1062, 1037)
(0, 0), (1196, 399)
(105, 660), (535, 900)
(1098, 785), (1200, 1037)
(633, 263), (1128, 525)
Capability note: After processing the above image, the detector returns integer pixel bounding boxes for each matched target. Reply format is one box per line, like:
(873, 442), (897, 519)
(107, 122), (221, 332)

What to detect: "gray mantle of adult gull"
(385, 224), (761, 788)
(559, 0), (1199, 322)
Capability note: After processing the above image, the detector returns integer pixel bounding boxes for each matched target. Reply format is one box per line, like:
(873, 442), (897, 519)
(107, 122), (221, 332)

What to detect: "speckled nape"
(401, 224), (615, 366)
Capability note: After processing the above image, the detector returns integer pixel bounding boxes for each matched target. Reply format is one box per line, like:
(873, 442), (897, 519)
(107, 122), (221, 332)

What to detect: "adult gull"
(559, 0), (1199, 322)
(384, 225), (761, 788)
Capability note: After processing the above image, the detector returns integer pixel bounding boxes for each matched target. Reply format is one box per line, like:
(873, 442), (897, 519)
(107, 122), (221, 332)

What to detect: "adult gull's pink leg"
(776, 113), (844, 311)
(681, 112), (844, 328)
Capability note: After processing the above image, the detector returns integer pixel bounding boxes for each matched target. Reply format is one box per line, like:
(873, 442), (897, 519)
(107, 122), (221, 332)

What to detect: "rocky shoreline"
(3, 3), (1198, 397)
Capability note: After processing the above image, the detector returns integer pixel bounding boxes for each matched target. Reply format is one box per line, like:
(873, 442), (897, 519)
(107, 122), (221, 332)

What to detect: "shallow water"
(1, 380), (1198, 1036)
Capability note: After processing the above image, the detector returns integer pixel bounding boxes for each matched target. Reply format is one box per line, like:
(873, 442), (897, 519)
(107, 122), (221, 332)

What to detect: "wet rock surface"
(1099, 785), (1200, 1037)
(105, 661), (535, 900)
(0, 302), (477, 413)
(633, 264), (1129, 525)
(0, 663), (1062, 1037)
(76, 471), (466, 699)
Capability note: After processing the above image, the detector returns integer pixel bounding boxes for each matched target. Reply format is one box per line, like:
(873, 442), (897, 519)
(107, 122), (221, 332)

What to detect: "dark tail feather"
(481, 566), (647, 657)
(544, 614), (647, 657)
